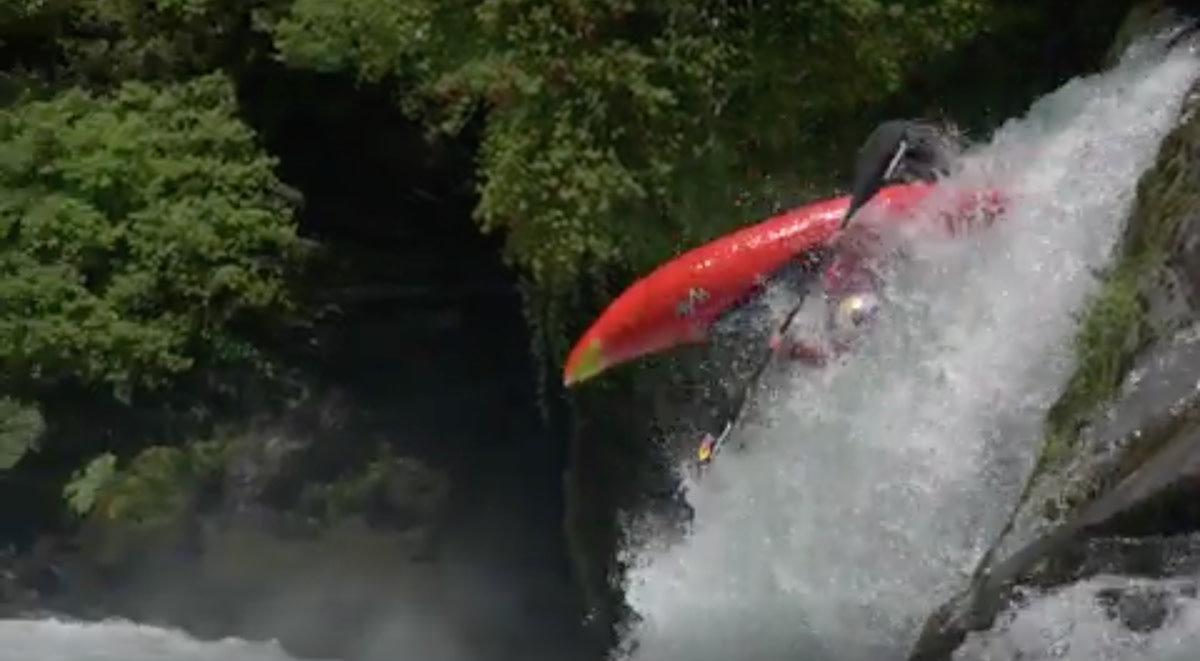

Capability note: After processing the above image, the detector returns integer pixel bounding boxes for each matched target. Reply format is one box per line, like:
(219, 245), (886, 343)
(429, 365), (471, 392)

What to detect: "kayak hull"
(562, 182), (1004, 386)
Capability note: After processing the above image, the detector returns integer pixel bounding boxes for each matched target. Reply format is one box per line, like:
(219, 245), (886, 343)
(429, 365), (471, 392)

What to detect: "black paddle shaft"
(695, 302), (806, 464)
(695, 247), (831, 466)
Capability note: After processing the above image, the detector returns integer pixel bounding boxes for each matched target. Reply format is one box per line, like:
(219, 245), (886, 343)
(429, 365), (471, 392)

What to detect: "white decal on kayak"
(676, 287), (710, 317)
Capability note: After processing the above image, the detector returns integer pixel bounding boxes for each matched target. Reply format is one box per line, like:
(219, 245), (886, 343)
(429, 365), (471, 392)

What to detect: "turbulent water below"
(618, 38), (1200, 661)
(0, 618), (327, 661)
(955, 576), (1200, 660)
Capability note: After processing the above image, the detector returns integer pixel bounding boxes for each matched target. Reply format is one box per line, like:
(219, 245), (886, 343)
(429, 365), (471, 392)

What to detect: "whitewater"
(619, 36), (1200, 661)
(0, 618), (329, 661)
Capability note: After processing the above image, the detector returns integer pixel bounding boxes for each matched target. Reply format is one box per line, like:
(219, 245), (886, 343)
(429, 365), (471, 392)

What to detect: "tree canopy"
(272, 0), (998, 293)
(0, 71), (308, 470)
(0, 73), (305, 395)
(268, 0), (1117, 364)
(0, 0), (1138, 531)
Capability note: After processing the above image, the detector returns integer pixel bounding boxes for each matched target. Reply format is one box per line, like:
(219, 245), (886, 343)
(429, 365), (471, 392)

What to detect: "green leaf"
(0, 396), (45, 470)
(64, 452), (117, 515)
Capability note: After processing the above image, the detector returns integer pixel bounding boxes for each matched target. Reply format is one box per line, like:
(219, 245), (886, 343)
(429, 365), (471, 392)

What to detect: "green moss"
(1032, 94), (1200, 482)
(66, 440), (229, 569)
(1044, 261), (1147, 444)
(1031, 430), (1072, 482)
(68, 440), (228, 528)
(1038, 376), (1200, 527)
(298, 447), (388, 520)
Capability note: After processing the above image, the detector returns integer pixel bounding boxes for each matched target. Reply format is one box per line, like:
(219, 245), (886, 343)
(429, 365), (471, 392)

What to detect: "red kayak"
(562, 182), (1006, 386)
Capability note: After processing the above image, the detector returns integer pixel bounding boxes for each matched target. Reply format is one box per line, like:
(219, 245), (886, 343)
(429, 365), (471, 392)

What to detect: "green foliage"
(1044, 263), (1145, 442)
(0, 73), (309, 402)
(63, 450), (116, 514)
(4, 0), (293, 84)
(65, 441), (224, 525)
(1037, 98), (1197, 475)
(295, 443), (447, 525)
(0, 395), (45, 468)
(274, 0), (995, 291)
(0, 1), (52, 22)
(271, 0), (1001, 363)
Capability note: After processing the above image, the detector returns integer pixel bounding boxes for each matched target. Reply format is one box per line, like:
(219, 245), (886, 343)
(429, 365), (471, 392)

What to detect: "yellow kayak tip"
(563, 338), (609, 387)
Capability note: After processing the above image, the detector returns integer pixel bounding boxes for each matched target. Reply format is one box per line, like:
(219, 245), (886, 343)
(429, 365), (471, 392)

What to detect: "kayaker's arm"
(842, 119), (962, 227)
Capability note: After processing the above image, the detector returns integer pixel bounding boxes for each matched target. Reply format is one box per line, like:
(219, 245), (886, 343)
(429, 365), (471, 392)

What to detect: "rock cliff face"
(906, 10), (1200, 660)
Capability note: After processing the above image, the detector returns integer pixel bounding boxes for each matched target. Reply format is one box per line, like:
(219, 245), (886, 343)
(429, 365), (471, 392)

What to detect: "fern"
(64, 453), (118, 515)
(0, 397), (45, 470)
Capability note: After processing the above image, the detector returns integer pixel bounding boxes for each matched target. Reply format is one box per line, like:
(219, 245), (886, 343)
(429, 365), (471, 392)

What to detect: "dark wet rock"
(906, 319), (1200, 661)
(0, 543), (59, 619)
(954, 574), (1200, 657)
(1104, 1), (1197, 68)
(906, 16), (1200, 659)
(1095, 584), (1175, 632)
(1048, 324), (1200, 529)
(1028, 534), (1200, 587)
(990, 321), (1200, 564)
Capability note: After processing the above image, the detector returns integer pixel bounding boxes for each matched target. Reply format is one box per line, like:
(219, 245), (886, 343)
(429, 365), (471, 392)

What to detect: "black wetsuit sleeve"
(841, 119), (957, 226)
(843, 120), (909, 225)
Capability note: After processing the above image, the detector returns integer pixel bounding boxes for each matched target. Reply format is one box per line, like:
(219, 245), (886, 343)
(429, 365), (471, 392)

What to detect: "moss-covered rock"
(905, 11), (1200, 659)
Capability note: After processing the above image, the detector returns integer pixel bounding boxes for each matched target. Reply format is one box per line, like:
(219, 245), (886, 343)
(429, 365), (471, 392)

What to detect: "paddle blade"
(697, 433), (717, 463)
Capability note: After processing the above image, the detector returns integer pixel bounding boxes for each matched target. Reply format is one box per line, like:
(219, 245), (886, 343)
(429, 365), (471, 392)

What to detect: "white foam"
(620, 42), (1200, 661)
(0, 618), (326, 661)
(955, 576), (1200, 660)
